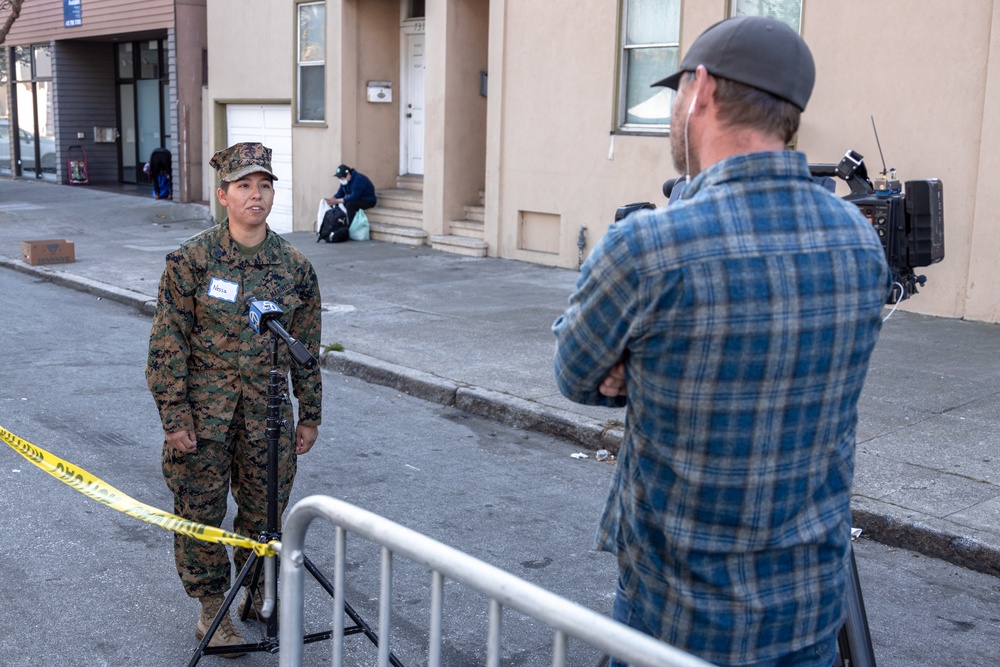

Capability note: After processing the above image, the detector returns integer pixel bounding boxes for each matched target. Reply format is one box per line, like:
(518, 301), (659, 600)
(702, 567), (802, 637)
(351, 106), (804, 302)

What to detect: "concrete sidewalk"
(2, 178), (999, 578)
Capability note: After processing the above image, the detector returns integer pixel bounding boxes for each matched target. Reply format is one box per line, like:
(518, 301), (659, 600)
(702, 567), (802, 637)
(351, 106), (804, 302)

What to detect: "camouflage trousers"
(162, 407), (297, 598)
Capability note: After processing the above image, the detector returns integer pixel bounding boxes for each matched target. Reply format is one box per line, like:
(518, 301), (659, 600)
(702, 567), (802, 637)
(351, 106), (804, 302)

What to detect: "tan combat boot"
(240, 585), (277, 623)
(195, 593), (246, 658)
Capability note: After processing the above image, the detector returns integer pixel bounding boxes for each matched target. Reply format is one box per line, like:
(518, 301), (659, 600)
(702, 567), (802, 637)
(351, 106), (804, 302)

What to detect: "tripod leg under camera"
(836, 544), (878, 667)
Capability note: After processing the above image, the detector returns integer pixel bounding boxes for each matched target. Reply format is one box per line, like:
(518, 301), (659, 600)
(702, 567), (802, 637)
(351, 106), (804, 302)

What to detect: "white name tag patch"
(208, 278), (239, 303)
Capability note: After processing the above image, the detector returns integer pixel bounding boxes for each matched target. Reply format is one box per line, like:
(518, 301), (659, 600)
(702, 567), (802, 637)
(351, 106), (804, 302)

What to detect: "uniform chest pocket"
(196, 279), (242, 330)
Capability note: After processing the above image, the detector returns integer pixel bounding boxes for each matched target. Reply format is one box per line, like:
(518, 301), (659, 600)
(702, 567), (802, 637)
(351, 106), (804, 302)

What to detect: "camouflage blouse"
(146, 221), (322, 441)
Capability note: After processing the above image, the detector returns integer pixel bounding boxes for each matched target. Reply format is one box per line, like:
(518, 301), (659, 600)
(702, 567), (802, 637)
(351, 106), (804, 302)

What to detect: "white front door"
(402, 30), (425, 176)
(225, 104), (293, 233)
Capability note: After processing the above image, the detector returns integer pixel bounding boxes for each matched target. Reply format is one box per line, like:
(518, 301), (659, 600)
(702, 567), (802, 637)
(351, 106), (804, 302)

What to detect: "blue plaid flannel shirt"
(553, 151), (890, 665)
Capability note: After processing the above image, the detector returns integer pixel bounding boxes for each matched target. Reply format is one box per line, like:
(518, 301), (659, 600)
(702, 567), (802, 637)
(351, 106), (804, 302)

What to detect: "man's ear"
(688, 65), (712, 115)
(216, 187), (228, 207)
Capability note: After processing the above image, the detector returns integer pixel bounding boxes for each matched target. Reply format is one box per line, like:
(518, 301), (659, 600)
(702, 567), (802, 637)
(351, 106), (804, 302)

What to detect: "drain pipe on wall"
(577, 226), (587, 270)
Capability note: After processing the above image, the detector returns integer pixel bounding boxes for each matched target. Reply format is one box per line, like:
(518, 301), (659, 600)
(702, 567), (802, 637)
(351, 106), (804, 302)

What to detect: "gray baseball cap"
(652, 16), (815, 111)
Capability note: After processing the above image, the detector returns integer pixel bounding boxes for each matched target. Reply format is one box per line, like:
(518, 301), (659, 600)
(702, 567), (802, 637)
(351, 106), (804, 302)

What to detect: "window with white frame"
(617, 0), (681, 132)
(297, 2), (325, 122)
(728, 0), (802, 32)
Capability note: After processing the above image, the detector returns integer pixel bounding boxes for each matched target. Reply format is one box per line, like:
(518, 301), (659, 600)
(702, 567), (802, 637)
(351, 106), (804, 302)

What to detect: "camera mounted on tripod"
(614, 149), (944, 305)
(810, 149), (944, 304)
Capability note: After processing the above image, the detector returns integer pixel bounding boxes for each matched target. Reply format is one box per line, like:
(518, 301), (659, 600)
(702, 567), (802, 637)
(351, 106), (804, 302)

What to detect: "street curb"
(5, 257), (1000, 577)
(320, 349), (460, 407)
(0, 256), (159, 314)
(851, 502), (1000, 578)
(320, 350), (623, 452)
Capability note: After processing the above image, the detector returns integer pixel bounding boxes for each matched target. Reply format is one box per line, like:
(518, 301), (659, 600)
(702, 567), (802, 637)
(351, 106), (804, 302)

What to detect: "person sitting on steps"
(325, 164), (377, 225)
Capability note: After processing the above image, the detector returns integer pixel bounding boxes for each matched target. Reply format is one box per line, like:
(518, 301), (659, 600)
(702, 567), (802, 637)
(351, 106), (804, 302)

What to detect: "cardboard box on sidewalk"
(21, 239), (76, 266)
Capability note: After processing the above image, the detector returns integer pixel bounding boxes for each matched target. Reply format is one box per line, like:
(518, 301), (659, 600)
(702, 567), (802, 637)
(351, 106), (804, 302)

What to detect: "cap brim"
(221, 165), (278, 182)
(652, 71), (684, 89)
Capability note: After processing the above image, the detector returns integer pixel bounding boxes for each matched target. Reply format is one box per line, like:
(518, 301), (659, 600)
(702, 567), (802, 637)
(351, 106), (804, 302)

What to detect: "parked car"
(0, 118), (56, 172)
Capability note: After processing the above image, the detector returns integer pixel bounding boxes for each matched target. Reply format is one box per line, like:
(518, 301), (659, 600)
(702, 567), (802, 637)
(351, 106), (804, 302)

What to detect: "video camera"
(614, 149), (944, 304)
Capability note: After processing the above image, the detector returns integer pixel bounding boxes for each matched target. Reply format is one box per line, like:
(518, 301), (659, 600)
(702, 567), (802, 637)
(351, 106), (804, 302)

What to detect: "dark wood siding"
(52, 42), (118, 184)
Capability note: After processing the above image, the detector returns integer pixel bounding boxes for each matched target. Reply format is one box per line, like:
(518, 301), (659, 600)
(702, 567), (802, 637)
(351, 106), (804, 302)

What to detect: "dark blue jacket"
(334, 170), (377, 206)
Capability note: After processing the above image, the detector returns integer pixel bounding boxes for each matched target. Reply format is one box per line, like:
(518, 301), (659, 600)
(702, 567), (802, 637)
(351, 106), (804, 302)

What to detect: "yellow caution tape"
(0, 425), (277, 557)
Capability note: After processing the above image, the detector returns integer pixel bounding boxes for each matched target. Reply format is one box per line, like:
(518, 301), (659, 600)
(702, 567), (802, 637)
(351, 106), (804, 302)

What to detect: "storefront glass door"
(117, 40), (166, 184)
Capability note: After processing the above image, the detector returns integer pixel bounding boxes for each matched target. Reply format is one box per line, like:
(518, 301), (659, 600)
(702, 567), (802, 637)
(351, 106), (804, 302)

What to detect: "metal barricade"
(278, 494), (715, 667)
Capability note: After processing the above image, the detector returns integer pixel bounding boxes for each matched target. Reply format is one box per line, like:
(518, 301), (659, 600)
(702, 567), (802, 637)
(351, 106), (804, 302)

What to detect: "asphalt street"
(2, 178), (1000, 584)
(0, 266), (613, 666)
(2, 253), (999, 667)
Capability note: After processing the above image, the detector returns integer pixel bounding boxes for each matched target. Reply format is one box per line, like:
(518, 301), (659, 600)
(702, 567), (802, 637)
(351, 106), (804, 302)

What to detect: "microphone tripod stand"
(188, 332), (403, 666)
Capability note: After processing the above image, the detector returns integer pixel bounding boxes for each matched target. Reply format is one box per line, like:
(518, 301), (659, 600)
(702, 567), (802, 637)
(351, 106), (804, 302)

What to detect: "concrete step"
(463, 204), (485, 223)
(377, 188), (424, 212)
(429, 234), (488, 258)
(450, 219), (485, 239)
(396, 175), (424, 192)
(367, 206), (423, 229)
(371, 223), (428, 246)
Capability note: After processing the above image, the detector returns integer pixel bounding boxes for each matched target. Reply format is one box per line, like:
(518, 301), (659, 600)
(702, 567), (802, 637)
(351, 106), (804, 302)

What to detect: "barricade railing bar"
(278, 494), (715, 667)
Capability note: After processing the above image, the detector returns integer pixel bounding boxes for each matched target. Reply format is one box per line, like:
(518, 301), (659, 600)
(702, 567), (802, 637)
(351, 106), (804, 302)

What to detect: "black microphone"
(245, 295), (316, 369)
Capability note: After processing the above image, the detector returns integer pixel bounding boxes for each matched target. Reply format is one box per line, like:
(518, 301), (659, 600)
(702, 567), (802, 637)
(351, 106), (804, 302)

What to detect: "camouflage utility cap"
(210, 142), (279, 182)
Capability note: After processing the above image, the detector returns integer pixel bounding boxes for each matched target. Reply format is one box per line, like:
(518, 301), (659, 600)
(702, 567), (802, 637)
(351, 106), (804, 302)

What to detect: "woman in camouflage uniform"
(146, 142), (322, 655)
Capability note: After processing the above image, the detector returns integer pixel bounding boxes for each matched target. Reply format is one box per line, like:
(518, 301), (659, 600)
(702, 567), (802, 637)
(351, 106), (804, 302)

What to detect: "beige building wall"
(296, 0), (401, 224)
(487, 0), (998, 322)
(967, 4), (1000, 323)
(175, 0), (207, 203)
(202, 0), (1000, 323)
(424, 0), (489, 237)
(207, 0), (402, 229)
(204, 0), (292, 221)
(798, 1), (988, 321)
(487, 0), (721, 266)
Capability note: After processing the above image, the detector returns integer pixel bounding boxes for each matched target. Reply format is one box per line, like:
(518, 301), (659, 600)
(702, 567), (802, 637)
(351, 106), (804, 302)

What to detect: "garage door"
(226, 105), (293, 233)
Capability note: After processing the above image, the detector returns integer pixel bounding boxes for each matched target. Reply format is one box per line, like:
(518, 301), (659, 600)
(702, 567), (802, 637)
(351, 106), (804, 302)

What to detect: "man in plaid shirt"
(553, 17), (890, 667)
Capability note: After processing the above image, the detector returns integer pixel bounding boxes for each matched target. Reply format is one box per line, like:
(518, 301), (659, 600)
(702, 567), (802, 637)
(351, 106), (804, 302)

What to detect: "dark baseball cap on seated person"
(652, 16), (815, 111)
(334, 164), (351, 178)
(209, 142), (279, 182)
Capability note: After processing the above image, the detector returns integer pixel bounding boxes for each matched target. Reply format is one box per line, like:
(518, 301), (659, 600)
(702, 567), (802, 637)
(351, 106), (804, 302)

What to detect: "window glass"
(139, 40), (160, 79)
(730, 0), (802, 31)
(624, 48), (676, 126)
(618, 0), (681, 131)
(13, 46), (31, 81)
(118, 43), (134, 79)
(298, 2), (325, 121)
(33, 45), (52, 79)
(299, 3), (325, 62)
(299, 65), (325, 122)
(626, 0), (680, 44)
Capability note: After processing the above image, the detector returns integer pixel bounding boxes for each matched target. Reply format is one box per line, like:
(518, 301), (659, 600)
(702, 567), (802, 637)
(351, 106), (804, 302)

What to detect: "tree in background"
(1, 0), (24, 45)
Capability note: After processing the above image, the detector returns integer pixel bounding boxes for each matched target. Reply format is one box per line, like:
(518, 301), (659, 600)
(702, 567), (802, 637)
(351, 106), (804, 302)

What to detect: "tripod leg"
(302, 554), (406, 667)
(239, 555), (266, 623)
(836, 545), (878, 667)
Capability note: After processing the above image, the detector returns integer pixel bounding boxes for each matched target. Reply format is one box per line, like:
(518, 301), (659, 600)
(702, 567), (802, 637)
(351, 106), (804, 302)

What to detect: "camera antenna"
(871, 116), (891, 178)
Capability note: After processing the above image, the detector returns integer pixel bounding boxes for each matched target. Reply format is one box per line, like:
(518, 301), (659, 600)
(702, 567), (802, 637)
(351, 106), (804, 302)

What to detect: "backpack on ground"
(317, 206), (350, 243)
